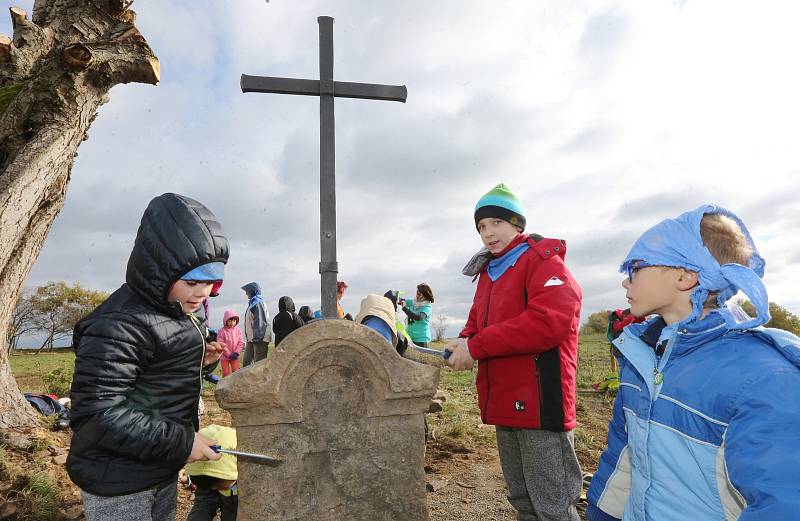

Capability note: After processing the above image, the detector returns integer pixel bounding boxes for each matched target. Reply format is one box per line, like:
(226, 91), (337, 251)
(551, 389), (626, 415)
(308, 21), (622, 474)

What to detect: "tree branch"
(82, 34), (160, 87)
(0, 35), (10, 63)
(9, 7), (45, 49)
(1, 7), (53, 83)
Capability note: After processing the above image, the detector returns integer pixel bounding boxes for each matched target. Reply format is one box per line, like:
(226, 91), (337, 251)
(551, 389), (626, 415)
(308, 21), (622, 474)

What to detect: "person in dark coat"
(272, 296), (304, 346)
(298, 305), (314, 324)
(67, 193), (229, 521)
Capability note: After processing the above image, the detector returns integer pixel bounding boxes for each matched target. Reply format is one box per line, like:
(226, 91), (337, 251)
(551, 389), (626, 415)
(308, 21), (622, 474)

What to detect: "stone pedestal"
(216, 319), (440, 521)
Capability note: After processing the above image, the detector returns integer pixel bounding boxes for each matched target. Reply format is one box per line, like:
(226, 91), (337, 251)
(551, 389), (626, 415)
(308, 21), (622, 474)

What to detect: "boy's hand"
(445, 338), (475, 371)
(203, 340), (226, 366)
(185, 432), (221, 464)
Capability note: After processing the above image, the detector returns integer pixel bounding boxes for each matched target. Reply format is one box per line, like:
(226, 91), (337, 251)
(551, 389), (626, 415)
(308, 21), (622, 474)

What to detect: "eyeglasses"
(625, 260), (647, 282)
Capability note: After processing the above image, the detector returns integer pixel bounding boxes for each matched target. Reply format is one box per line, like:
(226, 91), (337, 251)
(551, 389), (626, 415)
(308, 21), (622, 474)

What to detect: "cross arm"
(332, 81), (407, 103)
(241, 74), (407, 103)
(241, 74), (319, 96)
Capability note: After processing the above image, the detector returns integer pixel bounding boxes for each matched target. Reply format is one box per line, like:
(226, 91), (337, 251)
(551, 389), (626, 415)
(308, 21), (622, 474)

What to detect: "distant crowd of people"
(203, 277), (437, 381)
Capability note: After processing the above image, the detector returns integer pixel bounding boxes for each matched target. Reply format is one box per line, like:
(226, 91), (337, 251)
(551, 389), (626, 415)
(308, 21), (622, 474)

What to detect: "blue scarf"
(487, 242), (530, 282)
(621, 204), (769, 329)
(248, 293), (263, 310)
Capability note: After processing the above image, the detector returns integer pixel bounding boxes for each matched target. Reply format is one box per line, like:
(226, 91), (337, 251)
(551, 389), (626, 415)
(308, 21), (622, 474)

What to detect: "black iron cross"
(241, 16), (407, 319)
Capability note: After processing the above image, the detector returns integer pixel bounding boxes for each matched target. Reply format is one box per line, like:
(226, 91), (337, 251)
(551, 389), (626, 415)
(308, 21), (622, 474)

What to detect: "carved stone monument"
(216, 320), (440, 520)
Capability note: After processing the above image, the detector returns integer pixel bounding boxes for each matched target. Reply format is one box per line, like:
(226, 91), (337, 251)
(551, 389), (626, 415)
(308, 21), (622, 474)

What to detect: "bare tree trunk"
(34, 330), (53, 354)
(0, 0), (159, 430)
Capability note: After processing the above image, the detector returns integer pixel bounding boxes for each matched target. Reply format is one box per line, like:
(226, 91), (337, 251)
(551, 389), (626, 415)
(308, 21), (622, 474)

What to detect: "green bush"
(740, 300), (800, 335)
(36, 362), (73, 397)
(580, 310), (610, 335)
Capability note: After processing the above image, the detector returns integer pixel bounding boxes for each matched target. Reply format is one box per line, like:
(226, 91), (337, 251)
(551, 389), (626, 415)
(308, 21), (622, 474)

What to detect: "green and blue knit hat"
(474, 183), (526, 231)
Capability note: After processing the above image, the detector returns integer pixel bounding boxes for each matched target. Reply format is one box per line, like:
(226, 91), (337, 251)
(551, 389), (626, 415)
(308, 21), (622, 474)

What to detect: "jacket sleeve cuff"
(586, 504), (621, 521)
(466, 336), (486, 360)
(176, 425), (195, 464)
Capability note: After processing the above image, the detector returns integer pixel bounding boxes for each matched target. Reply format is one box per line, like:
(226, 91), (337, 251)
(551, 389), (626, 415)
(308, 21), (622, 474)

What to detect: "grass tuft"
(1, 449), (61, 521)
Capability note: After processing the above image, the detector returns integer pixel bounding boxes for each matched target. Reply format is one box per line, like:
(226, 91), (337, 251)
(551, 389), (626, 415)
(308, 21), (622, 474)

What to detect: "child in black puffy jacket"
(68, 193), (229, 521)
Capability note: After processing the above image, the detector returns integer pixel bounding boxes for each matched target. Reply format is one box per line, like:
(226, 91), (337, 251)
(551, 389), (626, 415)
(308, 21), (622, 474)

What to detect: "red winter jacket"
(460, 233), (582, 431)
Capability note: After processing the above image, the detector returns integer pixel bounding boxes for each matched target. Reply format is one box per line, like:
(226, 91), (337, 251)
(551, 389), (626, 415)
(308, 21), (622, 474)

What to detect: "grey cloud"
(567, 229), (639, 269)
(338, 94), (549, 198)
(613, 191), (712, 224)
(576, 5), (631, 83)
(558, 124), (619, 154)
(741, 185), (800, 229)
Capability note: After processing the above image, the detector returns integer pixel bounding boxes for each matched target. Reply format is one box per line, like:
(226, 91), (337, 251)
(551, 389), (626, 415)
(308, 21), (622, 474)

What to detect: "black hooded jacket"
(67, 193), (229, 496)
(272, 296), (304, 346)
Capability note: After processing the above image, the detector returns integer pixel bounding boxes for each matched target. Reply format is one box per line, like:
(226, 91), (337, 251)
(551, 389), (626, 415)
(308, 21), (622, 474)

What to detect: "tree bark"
(0, 1), (159, 430)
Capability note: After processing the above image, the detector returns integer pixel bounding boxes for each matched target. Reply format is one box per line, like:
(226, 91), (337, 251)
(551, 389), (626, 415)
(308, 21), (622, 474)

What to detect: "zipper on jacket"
(188, 312), (208, 395)
(482, 279), (494, 421)
(533, 354), (542, 428)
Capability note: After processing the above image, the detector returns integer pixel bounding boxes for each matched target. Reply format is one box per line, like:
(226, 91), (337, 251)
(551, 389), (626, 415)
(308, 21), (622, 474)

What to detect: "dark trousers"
(242, 341), (268, 366)
(187, 488), (238, 521)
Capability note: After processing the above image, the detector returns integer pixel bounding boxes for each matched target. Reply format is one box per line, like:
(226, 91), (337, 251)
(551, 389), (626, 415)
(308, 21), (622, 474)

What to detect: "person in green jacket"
(401, 283), (435, 347)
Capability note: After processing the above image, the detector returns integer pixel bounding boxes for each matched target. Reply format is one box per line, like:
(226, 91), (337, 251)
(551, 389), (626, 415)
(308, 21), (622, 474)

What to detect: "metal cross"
(241, 16), (407, 319)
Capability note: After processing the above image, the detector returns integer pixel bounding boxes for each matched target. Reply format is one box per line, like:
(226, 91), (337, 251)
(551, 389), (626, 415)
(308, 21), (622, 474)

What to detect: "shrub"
(580, 310), (610, 335)
(38, 362), (73, 397)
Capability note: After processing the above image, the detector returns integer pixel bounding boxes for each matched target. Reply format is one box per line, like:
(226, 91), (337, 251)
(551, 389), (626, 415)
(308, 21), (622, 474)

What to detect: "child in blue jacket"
(586, 205), (800, 521)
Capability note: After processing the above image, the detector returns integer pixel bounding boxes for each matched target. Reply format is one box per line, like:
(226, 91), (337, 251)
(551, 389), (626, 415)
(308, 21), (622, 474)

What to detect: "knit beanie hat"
(474, 183), (526, 231)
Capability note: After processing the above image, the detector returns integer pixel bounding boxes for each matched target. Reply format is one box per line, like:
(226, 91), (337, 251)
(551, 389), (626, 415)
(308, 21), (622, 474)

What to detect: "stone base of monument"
(216, 319), (440, 521)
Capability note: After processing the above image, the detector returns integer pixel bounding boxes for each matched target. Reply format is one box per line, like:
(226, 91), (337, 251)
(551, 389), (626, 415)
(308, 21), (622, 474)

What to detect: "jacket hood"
(222, 310), (239, 325)
(278, 296), (296, 313)
(126, 193), (229, 316)
(242, 282), (261, 299)
(298, 306), (313, 320)
(355, 294), (398, 346)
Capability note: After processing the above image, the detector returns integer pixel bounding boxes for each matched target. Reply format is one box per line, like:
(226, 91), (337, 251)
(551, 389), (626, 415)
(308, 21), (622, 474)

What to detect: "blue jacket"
(587, 312), (800, 521)
(241, 282), (270, 343)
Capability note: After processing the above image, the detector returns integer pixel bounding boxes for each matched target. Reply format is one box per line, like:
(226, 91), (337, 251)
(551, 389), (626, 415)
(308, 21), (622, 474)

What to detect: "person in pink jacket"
(218, 310), (244, 377)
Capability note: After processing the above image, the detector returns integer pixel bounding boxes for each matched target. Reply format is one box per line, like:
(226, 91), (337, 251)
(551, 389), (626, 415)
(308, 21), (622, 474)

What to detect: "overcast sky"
(6, 0), (800, 341)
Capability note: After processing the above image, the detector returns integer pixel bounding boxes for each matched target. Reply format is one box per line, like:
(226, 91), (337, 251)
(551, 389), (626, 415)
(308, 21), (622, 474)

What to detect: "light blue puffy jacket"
(587, 312), (800, 521)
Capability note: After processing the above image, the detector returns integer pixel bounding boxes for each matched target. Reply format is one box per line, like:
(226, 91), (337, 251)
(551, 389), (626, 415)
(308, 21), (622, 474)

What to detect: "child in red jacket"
(446, 183), (583, 521)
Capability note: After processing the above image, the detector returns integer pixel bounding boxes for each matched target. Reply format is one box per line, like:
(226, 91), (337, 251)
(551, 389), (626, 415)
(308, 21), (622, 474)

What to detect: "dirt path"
(425, 438), (515, 520)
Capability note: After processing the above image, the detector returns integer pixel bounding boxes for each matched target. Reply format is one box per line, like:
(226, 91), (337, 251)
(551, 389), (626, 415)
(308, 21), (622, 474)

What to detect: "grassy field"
(10, 334), (616, 465)
(10, 333), (615, 397)
(8, 350), (75, 396)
